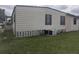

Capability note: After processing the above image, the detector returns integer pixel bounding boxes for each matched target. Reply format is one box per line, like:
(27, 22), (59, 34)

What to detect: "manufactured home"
(12, 5), (79, 37)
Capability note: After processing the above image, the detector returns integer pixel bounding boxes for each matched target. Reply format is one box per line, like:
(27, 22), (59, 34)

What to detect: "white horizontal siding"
(16, 7), (45, 31)
(65, 15), (79, 32)
(15, 6), (66, 32)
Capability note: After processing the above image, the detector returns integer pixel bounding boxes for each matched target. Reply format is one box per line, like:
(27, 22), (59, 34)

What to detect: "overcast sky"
(0, 5), (79, 16)
(46, 5), (79, 16)
(0, 5), (14, 16)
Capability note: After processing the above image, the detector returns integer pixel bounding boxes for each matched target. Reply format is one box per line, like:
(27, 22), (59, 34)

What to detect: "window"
(74, 18), (77, 25)
(60, 16), (65, 25)
(45, 14), (52, 25)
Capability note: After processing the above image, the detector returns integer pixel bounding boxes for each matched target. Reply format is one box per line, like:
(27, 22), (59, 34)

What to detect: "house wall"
(12, 6), (79, 37)
(76, 18), (79, 30)
(15, 6), (46, 37)
(15, 6), (66, 33)
(15, 6), (45, 32)
(44, 8), (65, 29)
(65, 15), (79, 32)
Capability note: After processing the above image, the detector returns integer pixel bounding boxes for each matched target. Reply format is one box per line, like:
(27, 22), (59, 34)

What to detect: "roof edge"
(16, 5), (67, 14)
(14, 5), (78, 17)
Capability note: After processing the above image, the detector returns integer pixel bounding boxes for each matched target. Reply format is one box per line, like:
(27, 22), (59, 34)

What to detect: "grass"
(0, 31), (79, 53)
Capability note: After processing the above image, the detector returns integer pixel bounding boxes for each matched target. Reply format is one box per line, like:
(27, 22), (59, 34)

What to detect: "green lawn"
(0, 31), (79, 54)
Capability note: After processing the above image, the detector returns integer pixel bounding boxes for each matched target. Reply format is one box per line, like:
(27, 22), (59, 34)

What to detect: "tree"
(0, 9), (5, 23)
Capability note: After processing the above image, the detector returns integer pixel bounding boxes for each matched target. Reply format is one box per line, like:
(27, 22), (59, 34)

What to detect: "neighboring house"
(4, 16), (12, 30)
(0, 9), (5, 32)
(12, 5), (79, 37)
(0, 9), (5, 22)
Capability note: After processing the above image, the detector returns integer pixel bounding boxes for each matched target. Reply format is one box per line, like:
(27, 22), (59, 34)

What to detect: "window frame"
(73, 18), (77, 25)
(60, 16), (65, 25)
(45, 14), (52, 25)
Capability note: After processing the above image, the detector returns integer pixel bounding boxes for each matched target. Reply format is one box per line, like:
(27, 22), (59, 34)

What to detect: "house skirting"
(16, 29), (66, 37)
(16, 30), (44, 37)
